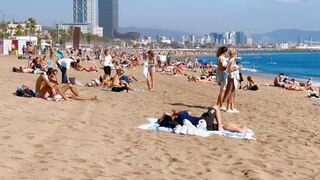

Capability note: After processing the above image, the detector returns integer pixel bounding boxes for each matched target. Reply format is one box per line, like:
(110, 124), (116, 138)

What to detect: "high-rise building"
(72, 0), (103, 36)
(223, 31), (236, 45)
(98, 0), (119, 38)
(73, 0), (98, 25)
(246, 34), (253, 46)
(235, 31), (246, 45)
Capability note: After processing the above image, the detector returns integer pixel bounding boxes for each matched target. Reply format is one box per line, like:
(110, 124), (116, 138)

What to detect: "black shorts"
(112, 86), (128, 92)
(104, 66), (111, 76)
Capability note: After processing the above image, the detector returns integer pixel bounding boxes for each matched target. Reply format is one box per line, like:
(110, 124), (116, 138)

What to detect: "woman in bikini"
(223, 49), (241, 113)
(216, 47), (229, 109)
(147, 50), (156, 91)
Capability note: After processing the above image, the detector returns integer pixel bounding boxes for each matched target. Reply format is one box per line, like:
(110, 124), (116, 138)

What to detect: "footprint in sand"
(10, 150), (25, 155)
(249, 159), (268, 168)
(39, 160), (48, 164)
(72, 158), (87, 163)
(33, 144), (44, 148)
(2, 136), (10, 139)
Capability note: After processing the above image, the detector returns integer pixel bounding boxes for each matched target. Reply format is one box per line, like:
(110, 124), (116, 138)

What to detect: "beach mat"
(138, 118), (255, 140)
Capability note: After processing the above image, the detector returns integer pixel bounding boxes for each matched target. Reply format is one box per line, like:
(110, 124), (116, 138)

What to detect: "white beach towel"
(138, 118), (255, 140)
(143, 61), (148, 79)
(102, 87), (112, 91)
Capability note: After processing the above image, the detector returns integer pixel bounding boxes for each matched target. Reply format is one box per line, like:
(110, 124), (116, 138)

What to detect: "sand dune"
(0, 55), (319, 179)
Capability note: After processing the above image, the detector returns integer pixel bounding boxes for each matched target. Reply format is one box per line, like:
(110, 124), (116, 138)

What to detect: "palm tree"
(26, 17), (37, 36)
(15, 24), (25, 36)
(8, 26), (14, 36)
(0, 22), (9, 39)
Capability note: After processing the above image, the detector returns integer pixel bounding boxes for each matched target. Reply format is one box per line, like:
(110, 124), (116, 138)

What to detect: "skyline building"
(71, 0), (102, 36)
(235, 31), (246, 45)
(98, 0), (119, 38)
(73, 0), (98, 26)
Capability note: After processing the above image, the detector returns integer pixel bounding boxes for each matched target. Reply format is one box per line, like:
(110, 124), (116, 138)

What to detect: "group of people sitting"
(98, 68), (138, 92)
(13, 56), (53, 74)
(274, 73), (316, 91)
(35, 68), (97, 101)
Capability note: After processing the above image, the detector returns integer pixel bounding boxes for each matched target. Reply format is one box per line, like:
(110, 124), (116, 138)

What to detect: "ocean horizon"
(200, 51), (320, 86)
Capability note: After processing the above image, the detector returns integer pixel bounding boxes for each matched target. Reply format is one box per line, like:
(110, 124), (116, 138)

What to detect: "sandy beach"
(0, 55), (319, 179)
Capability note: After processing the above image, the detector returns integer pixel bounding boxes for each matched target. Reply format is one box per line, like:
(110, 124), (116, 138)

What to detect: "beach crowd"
(11, 45), (320, 135)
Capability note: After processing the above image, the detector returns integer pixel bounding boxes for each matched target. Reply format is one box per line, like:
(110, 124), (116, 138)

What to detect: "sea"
(200, 51), (320, 86)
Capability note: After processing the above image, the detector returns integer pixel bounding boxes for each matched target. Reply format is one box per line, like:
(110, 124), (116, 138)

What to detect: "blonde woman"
(223, 49), (240, 113)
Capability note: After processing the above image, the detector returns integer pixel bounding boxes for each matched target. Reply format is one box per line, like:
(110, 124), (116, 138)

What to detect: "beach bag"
(16, 85), (36, 97)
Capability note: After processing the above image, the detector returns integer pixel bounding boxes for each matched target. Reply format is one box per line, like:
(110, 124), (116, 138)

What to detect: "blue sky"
(1, 0), (319, 33)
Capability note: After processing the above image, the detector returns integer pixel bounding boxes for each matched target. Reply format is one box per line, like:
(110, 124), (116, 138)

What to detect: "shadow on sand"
(169, 103), (209, 110)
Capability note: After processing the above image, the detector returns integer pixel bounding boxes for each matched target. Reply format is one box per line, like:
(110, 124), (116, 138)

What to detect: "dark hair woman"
(215, 46), (229, 110)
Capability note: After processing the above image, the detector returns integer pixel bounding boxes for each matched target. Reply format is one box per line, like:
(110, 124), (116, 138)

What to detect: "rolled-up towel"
(180, 125), (188, 135)
(174, 125), (182, 134)
(197, 119), (207, 130)
(183, 119), (197, 136)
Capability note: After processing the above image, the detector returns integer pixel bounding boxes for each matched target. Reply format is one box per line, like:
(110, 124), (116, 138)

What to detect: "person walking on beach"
(100, 49), (113, 78)
(223, 49), (240, 113)
(216, 47), (229, 110)
(147, 50), (156, 91)
(167, 52), (172, 66)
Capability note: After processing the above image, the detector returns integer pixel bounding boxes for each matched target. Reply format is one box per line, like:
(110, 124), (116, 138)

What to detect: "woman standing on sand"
(100, 49), (113, 78)
(223, 49), (240, 113)
(147, 50), (156, 91)
(216, 47), (229, 110)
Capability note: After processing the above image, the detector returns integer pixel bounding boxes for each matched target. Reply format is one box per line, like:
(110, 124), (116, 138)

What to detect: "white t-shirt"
(160, 55), (167, 62)
(102, 55), (113, 67)
(58, 58), (74, 69)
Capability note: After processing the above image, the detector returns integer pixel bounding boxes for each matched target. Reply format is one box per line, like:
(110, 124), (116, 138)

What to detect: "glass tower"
(98, 0), (119, 38)
(236, 31), (246, 45)
(73, 0), (98, 26)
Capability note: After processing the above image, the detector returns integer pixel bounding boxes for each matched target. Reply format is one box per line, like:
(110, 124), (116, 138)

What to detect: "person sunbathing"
(188, 75), (213, 83)
(243, 76), (259, 91)
(305, 78), (315, 91)
(36, 68), (97, 101)
(206, 65), (216, 78)
(120, 74), (138, 84)
(285, 79), (304, 91)
(110, 68), (133, 92)
(35, 68), (59, 100)
(131, 57), (140, 68)
(159, 106), (248, 133)
(72, 60), (98, 72)
(274, 73), (285, 87)
(13, 57), (43, 73)
(39, 56), (49, 70)
(173, 63), (186, 75)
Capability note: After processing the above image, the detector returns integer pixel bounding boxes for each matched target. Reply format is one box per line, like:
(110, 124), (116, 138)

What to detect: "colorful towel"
(138, 118), (255, 140)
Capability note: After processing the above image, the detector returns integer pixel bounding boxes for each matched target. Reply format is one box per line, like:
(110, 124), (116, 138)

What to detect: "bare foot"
(90, 96), (98, 100)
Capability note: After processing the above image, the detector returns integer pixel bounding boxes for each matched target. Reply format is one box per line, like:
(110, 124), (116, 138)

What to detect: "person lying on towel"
(158, 105), (248, 133)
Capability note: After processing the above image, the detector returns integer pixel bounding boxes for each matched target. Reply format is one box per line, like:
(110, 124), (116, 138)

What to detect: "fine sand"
(0, 55), (319, 180)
